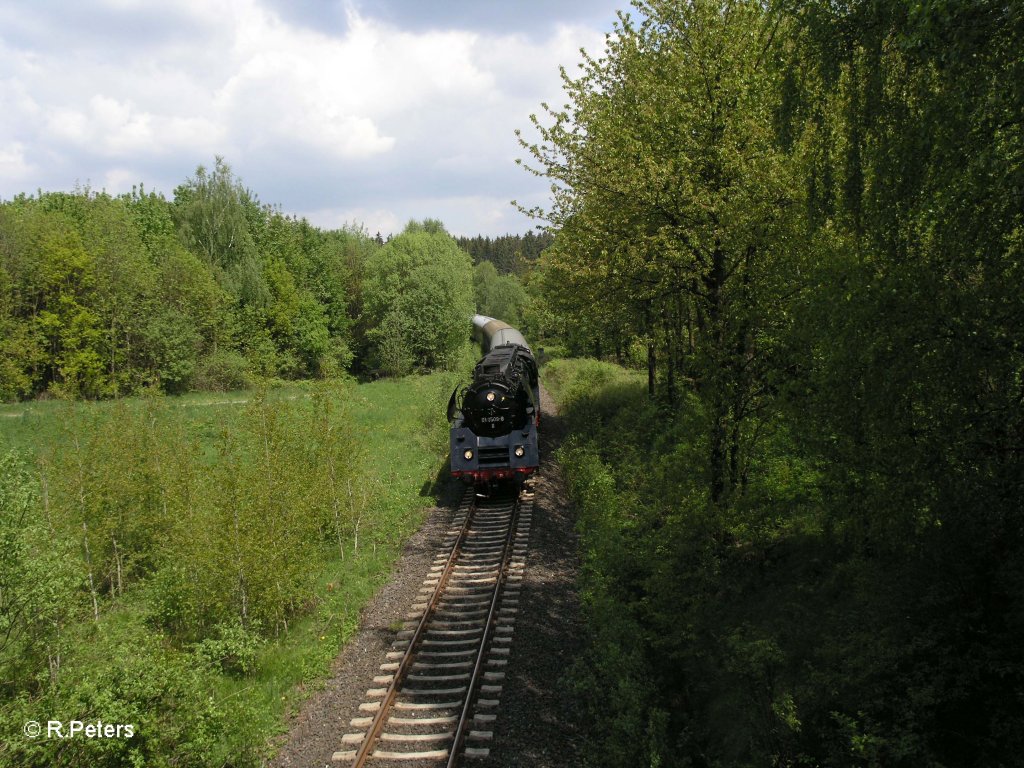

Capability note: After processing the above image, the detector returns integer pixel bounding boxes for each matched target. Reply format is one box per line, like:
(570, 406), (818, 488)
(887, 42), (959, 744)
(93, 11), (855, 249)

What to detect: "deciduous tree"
(519, 0), (804, 501)
(361, 221), (474, 375)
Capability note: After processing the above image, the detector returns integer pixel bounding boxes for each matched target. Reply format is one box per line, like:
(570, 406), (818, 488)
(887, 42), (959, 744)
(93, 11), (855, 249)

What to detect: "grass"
(237, 372), (461, 752)
(0, 382), (319, 456)
(0, 371), (460, 765)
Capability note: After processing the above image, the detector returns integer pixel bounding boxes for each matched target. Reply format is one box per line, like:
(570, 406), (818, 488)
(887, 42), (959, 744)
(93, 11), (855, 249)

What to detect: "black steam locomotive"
(447, 315), (540, 485)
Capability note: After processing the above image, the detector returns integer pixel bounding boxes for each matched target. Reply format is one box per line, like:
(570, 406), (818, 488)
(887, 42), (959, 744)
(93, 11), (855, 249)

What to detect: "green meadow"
(0, 372), (458, 767)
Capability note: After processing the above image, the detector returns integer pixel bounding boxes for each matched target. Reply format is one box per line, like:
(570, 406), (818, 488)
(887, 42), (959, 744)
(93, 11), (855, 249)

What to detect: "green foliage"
(370, 309), (416, 377)
(142, 307), (203, 394)
(0, 201), (103, 398)
(520, 0), (807, 501)
(147, 243), (232, 390)
(0, 159), (381, 402)
(361, 221), (474, 375)
(172, 157), (264, 301)
(0, 452), (79, 697)
(192, 349), (253, 392)
(0, 250), (42, 400)
(0, 370), (454, 766)
(193, 621), (264, 676)
(454, 230), (554, 275)
(778, 4), (1024, 761)
(536, 0), (1024, 765)
(535, 2), (1024, 763)
(1, 615), (241, 768)
(549, 361), (824, 766)
(472, 260), (528, 328)
(0, 387), (363, 643)
(557, 443), (662, 768)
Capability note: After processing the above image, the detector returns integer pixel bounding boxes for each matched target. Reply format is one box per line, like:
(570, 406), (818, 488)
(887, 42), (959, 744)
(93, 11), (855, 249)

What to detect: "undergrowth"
(0, 373), (453, 767)
(546, 359), (1020, 767)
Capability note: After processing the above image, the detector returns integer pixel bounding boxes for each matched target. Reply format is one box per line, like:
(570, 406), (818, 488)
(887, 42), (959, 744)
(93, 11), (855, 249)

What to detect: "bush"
(193, 349), (252, 391)
(0, 618), (233, 768)
(193, 621), (263, 676)
(0, 452), (79, 695)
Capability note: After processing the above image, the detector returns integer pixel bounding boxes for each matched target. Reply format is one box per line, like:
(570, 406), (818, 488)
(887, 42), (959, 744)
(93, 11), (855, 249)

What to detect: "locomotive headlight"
(486, 391), (496, 402)
(463, 449), (474, 461)
(514, 445), (525, 458)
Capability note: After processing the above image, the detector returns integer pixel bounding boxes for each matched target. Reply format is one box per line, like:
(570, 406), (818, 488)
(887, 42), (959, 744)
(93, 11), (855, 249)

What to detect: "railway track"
(333, 485), (532, 765)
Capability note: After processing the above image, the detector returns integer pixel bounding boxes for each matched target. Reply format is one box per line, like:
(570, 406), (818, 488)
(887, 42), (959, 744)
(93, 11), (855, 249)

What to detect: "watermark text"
(23, 720), (135, 739)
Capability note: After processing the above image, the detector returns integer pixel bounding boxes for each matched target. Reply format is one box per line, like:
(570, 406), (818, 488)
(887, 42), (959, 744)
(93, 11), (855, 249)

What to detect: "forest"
(0, 160), (537, 765)
(523, 0), (1023, 766)
(454, 231), (554, 276)
(0, 157), (543, 400)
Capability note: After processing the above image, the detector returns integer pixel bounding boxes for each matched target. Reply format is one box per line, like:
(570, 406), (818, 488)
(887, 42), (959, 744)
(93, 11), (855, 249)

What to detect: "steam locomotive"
(447, 315), (540, 486)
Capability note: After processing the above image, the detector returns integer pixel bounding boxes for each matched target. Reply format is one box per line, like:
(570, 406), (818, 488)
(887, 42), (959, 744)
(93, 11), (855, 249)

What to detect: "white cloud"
(304, 193), (541, 240)
(410, 194), (534, 238)
(213, 2), (500, 159)
(302, 205), (403, 237)
(0, 0), (617, 233)
(102, 166), (145, 194)
(42, 95), (225, 157)
(0, 142), (34, 181)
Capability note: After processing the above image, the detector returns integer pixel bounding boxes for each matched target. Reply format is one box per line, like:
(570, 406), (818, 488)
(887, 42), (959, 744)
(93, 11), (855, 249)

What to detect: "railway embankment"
(270, 383), (586, 766)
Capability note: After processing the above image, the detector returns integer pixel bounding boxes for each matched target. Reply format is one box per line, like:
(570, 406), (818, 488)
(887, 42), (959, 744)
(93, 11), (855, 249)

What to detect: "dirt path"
(268, 385), (583, 767)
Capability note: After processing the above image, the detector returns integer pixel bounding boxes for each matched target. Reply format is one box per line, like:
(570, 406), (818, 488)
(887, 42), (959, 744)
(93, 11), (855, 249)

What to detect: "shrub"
(193, 349), (252, 391)
(193, 621), (263, 676)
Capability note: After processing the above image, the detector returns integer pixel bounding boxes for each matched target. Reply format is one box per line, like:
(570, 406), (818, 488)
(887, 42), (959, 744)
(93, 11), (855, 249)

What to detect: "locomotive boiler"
(447, 315), (540, 485)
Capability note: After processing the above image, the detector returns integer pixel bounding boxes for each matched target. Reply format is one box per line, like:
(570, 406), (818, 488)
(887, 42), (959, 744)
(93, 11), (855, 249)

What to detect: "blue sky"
(0, 0), (624, 237)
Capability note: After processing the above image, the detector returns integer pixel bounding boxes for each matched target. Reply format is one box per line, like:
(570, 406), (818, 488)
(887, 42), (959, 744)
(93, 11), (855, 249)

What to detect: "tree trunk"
(706, 241), (729, 503)
(648, 342), (657, 399)
(710, 411), (727, 504)
(82, 522), (99, 622)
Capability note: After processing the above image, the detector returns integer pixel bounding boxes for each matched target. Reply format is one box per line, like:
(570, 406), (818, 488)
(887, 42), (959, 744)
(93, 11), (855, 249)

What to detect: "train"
(447, 315), (540, 486)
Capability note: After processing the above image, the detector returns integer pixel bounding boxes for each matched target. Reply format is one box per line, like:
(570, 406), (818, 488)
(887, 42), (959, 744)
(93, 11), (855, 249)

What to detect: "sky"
(0, 0), (625, 238)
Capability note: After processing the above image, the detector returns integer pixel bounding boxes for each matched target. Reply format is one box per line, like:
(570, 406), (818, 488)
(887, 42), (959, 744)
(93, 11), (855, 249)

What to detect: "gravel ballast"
(269, 385), (584, 767)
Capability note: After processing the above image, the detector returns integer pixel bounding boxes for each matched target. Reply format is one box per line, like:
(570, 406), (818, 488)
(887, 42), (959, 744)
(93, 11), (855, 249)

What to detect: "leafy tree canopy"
(362, 221), (474, 376)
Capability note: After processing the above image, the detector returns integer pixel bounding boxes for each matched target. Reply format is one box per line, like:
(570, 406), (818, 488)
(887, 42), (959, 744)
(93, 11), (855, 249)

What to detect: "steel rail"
(445, 494), (522, 768)
(350, 488), (476, 768)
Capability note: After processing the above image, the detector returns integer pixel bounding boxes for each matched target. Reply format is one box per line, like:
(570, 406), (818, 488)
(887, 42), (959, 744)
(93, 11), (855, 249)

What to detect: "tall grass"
(0, 374), (453, 767)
